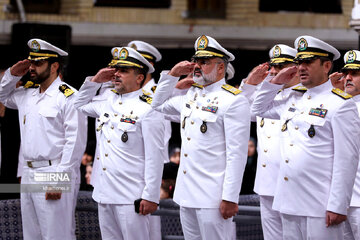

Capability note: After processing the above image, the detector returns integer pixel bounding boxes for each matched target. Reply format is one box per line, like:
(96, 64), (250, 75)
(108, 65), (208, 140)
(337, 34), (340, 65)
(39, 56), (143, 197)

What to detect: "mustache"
(346, 80), (354, 86)
(193, 68), (202, 75)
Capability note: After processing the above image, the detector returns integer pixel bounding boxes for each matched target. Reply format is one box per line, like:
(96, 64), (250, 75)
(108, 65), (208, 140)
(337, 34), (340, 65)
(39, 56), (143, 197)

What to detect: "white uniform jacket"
(74, 79), (165, 204)
(254, 86), (299, 196)
(0, 68), (87, 177)
(152, 72), (250, 208)
(251, 80), (360, 217)
(350, 95), (360, 207)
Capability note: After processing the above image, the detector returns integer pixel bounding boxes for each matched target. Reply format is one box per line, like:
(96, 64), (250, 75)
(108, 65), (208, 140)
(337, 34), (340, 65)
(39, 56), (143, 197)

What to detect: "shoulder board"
(331, 88), (352, 100)
(23, 80), (39, 89)
(221, 84), (242, 95)
(151, 85), (157, 93)
(292, 86), (307, 93)
(139, 94), (152, 105)
(142, 89), (152, 96)
(111, 89), (119, 95)
(192, 83), (203, 89)
(59, 84), (74, 98)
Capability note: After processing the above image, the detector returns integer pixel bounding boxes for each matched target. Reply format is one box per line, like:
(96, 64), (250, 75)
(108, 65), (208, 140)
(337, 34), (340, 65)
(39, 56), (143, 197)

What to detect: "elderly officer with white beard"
(342, 50), (360, 240)
(74, 47), (165, 240)
(152, 35), (250, 240)
(252, 36), (360, 239)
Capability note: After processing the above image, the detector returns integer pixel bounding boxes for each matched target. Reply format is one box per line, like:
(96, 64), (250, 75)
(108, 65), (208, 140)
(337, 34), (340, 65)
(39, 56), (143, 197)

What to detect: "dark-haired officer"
(0, 38), (87, 240)
(252, 36), (360, 239)
(74, 47), (165, 240)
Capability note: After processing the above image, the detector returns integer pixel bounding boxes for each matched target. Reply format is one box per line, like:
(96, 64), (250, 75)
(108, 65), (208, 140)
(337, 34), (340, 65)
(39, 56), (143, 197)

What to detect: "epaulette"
(142, 89), (152, 96)
(192, 83), (203, 89)
(331, 88), (352, 100)
(221, 84), (242, 95)
(139, 94), (152, 105)
(111, 89), (119, 95)
(292, 86), (307, 93)
(59, 84), (74, 98)
(151, 85), (157, 93)
(23, 80), (39, 89)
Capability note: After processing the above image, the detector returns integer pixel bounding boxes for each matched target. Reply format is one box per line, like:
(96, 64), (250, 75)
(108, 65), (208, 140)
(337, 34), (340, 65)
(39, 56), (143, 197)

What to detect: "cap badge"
(298, 38), (308, 51)
(197, 35), (208, 50)
(113, 48), (120, 59)
(130, 43), (137, 50)
(273, 45), (281, 57)
(119, 48), (129, 60)
(30, 40), (40, 52)
(346, 51), (356, 63)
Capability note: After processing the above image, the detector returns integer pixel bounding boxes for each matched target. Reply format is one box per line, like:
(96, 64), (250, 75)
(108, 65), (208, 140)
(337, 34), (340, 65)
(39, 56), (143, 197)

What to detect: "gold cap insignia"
(298, 38), (308, 51)
(197, 35), (208, 50)
(130, 43), (137, 50)
(119, 48), (129, 60)
(346, 51), (356, 64)
(273, 45), (281, 57)
(30, 40), (40, 52)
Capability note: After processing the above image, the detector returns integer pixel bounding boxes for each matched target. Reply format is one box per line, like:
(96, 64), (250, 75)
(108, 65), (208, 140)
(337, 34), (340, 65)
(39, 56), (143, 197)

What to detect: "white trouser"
(71, 184), (80, 240)
(98, 203), (150, 240)
(260, 195), (282, 240)
(281, 213), (344, 240)
(149, 215), (161, 240)
(344, 207), (360, 240)
(21, 167), (74, 240)
(179, 206), (233, 240)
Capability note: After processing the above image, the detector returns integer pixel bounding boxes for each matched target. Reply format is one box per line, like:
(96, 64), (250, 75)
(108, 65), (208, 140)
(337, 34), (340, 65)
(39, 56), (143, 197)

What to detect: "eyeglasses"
(191, 58), (222, 66)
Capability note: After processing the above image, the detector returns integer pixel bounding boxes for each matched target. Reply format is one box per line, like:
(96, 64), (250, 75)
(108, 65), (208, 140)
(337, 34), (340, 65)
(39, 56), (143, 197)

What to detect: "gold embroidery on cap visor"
(270, 57), (295, 64)
(108, 59), (143, 69)
(28, 52), (59, 61)
(295, 51), (329, 60)
(140, 53), (154, 60)
(194, 50), (224, 58)
(343, 63), (360, 70)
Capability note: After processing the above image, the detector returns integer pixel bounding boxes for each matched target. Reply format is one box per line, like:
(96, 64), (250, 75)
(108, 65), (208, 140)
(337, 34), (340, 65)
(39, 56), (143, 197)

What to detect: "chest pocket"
(38, 108), (58, 118)
(197, 110), (218, 123)
(182, 105), (192, 118)
(304, 115), (327, 127)
(117, 121), (137, 133)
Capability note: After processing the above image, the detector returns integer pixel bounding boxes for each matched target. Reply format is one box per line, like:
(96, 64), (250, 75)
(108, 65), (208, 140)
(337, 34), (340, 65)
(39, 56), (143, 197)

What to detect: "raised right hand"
(270, 66), (298, 85)
(169, 61), (196, 77)
(10, 59), (31, 77)
(91, 68), (117, 83)
(246, 63), (269, 85)
(329, 72), (345, 91)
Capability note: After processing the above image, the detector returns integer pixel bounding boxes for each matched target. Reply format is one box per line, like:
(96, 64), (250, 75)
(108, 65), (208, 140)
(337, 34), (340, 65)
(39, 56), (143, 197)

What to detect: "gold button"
(184, 153), (188, 157)
(284, 177), (288, 181)
(262, 164), (266, 167)
(267, 136), (271, 139)
(105, 153), (108, 157)
(187, 137), (191, 141)
(103, 168), (106, 171)
(301, 111), (304, 114)
(290, 143), (293, 146)
(292, 103), (295, 106)
(111, 126), (114, 129)
(295, 126), (299, 130)
(191, 121), (194, 125)
(196, 106), (199, 109)
(271, 121), (275, 124)
(307, 96), (311, 100)
(285, 159), (289, 163)
(107, 140), (111, 143)
(97, 156), (99, 160)
(114, 113), (118, 117)
(183, 170), (186, 174)
(119, 101), (122, 105)
(264, 149), (268, 153)
(202, 94), (206, 97)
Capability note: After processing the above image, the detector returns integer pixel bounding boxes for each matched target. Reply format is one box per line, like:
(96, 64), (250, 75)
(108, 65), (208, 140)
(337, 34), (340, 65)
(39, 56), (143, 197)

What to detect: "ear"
(136, 73), (145, 85)
(51, 62), (59, 74)
(217, 61), (225, 75)
(323, 61), (332, 75)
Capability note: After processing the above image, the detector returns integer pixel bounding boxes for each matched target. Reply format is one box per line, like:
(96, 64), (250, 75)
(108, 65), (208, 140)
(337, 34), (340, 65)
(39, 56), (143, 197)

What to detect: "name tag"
(309, 108), (328, 118)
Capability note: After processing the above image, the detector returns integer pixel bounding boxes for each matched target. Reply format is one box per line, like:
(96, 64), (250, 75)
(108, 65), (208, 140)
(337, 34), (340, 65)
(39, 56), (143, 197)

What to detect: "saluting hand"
(139, 199), (158, 215)
(10, 59), (31, 77)
(220, 200), (238, 220)
(169, 61), (196, 77)
(245, 63), (269, 86)
(329, 72), (345, 91)
(91, 68), (117, 83)
(270, 65), (298, 85)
